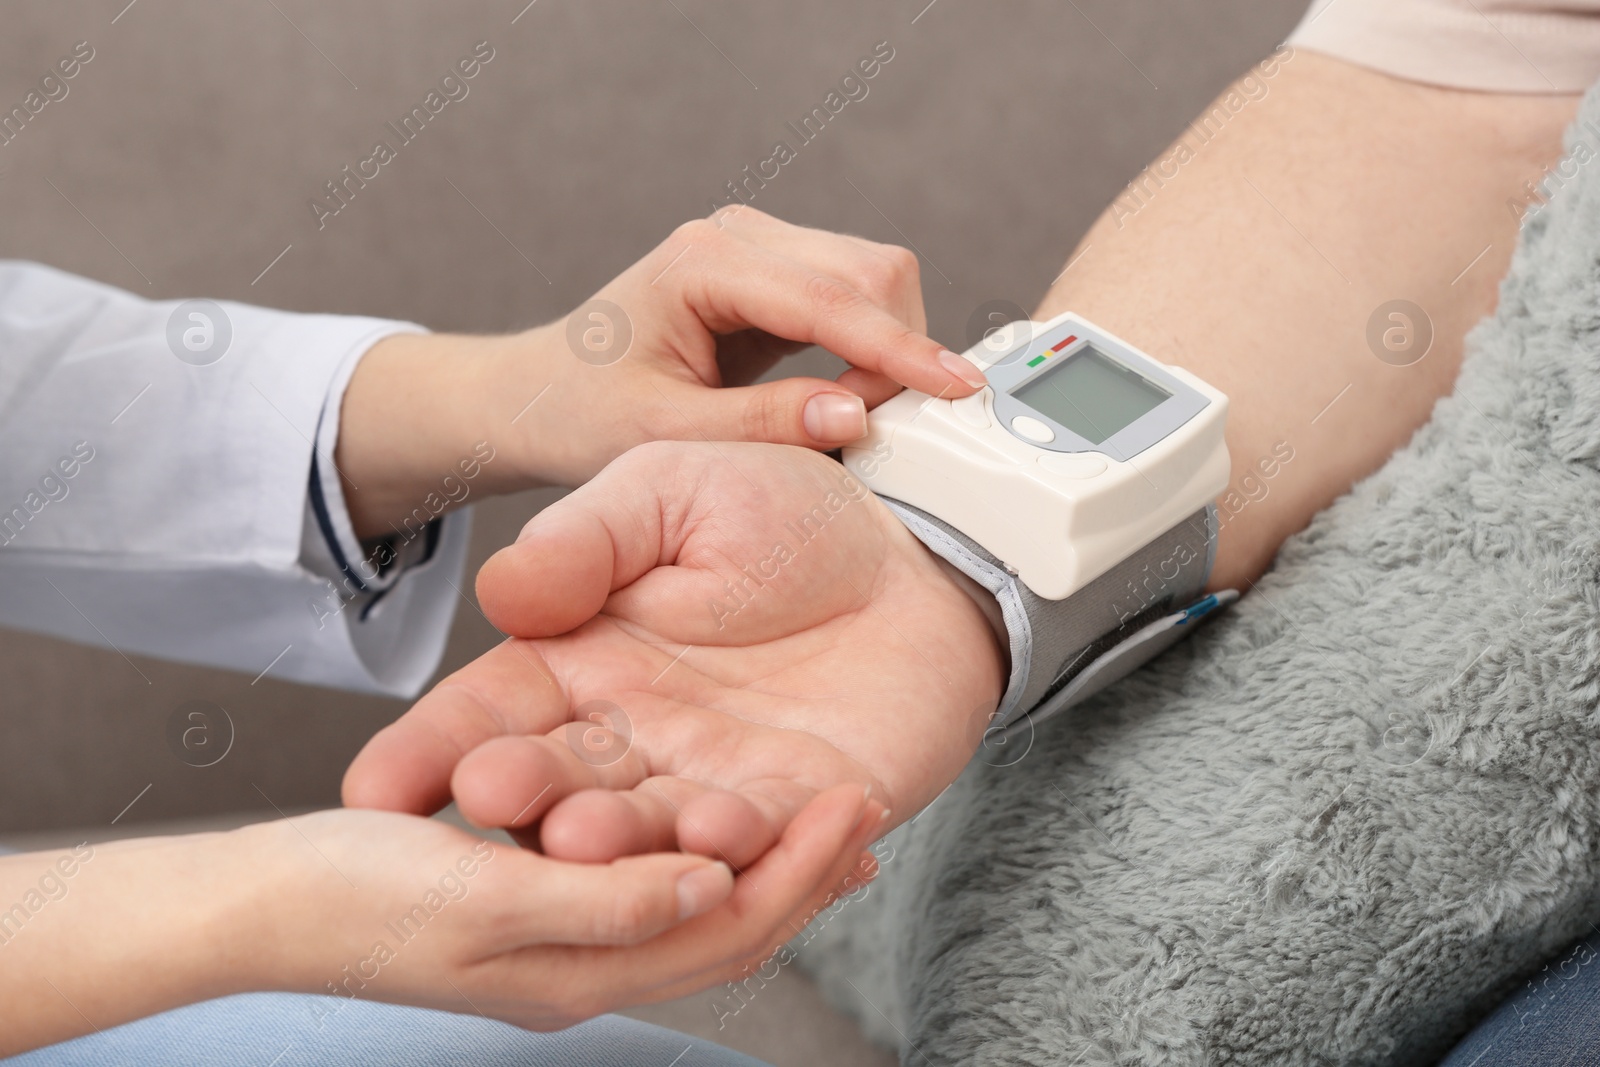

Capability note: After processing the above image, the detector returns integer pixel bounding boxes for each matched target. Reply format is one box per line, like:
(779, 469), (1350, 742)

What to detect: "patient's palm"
(343, 442), (1005, 866)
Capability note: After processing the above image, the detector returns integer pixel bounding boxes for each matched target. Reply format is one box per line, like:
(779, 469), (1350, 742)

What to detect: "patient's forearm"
(1037, 50), (1577, 591)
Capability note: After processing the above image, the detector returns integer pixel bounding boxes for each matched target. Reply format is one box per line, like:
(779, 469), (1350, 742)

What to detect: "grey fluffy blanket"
(798, 88), (1600, 1065)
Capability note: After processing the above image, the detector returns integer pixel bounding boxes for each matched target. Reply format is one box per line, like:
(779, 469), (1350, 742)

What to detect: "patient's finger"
(450, 732), (649, 832)
(475, 445), (719, 639)
(341, 639), (568, 815)
(538, 781), (697, 863)
(540, 774), (814, 871)
(475, 502), (644, 639)
(672, 781), (807, 868)
(481, 442), (867, 643)
(538, 777), (780, 868)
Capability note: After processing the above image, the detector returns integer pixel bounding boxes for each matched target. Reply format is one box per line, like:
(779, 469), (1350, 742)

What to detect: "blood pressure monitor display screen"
(1010, 345), (1172, 445)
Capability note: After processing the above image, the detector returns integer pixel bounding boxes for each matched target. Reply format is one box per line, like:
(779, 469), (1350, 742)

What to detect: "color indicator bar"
(1026, 334), (1078, 368)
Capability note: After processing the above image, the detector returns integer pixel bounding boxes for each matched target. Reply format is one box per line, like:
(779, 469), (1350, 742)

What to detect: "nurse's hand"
(343, 442), (1007, 868)
(0, 787), (883, 1055)
(335, 207), (985, 538)
(246, 793), (883, 1028)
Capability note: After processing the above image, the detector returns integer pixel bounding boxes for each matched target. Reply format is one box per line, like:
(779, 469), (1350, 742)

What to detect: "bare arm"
(1036, 49), (1577, 590)
(0, 799), (877, 1055)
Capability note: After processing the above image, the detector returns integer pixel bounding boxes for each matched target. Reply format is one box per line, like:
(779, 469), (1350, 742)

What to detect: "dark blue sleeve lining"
(308, 451), (442, 618)
(308, 449), (371, 595)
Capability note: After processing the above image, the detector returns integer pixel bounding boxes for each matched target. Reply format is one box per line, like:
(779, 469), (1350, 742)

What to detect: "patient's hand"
(343, 442), (1005, 867)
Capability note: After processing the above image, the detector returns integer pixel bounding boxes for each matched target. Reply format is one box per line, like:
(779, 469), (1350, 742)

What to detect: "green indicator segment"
(1026, 354), (1047, 367)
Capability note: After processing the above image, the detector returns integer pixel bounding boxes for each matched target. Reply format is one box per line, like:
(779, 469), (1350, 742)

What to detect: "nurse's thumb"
(684, 378), (869, 449)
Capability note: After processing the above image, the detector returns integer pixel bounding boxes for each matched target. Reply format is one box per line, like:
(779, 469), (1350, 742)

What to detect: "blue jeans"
(4, 993), (767, 1066)
(1439, 929), (1600, 1066)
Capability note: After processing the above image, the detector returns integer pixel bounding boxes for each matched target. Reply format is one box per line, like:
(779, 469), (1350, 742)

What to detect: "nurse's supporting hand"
(343, 441), (1007, 869)
(0, 787), (883, 1055)
(334, 207), (983, 539)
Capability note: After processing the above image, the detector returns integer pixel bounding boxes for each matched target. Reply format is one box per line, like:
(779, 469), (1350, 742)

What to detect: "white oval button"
(1036, 451), (1108, 479)
(952, 389), (992, 428)
(1009, 414), (1055, 443)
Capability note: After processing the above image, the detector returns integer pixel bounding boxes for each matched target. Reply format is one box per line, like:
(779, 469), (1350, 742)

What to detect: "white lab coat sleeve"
(0, 260), (469, 697)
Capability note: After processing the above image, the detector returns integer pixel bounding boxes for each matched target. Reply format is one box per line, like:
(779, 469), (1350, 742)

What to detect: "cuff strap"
(880, 497), (1235, 742)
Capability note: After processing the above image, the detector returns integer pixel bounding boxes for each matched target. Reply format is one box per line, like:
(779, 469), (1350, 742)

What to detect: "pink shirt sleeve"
(1288, 0), (1600, 92)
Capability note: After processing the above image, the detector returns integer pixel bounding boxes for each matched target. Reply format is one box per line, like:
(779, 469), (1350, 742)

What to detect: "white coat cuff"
(0, 262), (464, 697)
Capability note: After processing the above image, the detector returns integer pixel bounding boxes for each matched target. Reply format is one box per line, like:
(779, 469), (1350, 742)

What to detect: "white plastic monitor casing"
(842, 314), (1230, 601)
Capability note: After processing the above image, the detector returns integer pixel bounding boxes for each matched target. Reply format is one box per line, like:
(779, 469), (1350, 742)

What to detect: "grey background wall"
(0, 0), (1301, 834)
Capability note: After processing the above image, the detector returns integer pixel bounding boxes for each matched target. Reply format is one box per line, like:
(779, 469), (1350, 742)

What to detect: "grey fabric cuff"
(882, 498), (1234, 740)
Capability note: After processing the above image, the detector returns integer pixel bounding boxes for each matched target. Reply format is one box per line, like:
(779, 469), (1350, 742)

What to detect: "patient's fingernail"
(677, 862), (733, 921)
(803, 392), (868, 442)
(939, 349), (987, 390)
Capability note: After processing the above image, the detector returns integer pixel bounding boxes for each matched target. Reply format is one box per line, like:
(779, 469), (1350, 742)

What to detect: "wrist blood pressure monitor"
(842, 311), (1238, 744)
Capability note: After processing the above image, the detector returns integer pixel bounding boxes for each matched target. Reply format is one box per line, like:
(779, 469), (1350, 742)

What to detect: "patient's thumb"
(476, 506), (614, 637)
